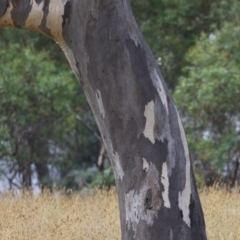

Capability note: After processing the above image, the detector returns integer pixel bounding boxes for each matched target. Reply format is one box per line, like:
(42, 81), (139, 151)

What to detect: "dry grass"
(0, 188), (120, 240)
(0, 187), (239, 240)
(200, 187), (240, 240)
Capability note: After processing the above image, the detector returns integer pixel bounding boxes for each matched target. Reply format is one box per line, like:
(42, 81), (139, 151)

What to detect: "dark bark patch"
(38, 0), (52, 37)
(125, 38), (158, 105)
(0, 0), (8, 17)
(137, 135), (168, 169)
(179, 209), (183, 219)
(12, 0), (20, 8)
(76, 61), (84, 87)
(144, 188), (153, 211)
(189, 190), (207, 239)
(35, 0), (43, 5)
(62, 1), (71, 28)
(189, 194), (195, 228)
(11, 0), (32, 28)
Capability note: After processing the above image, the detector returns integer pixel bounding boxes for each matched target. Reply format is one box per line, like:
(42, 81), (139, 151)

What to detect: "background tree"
(131, 0), (237, 89)
(0, 0), (239, 192)
(0, 29), (103, 190)
(174, 2), (240, 186)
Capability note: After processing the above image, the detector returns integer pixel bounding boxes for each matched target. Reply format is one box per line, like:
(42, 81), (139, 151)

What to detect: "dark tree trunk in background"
(35, 162), (50, 189)
(0, 0), (207, 239)
(34, 138), (51, 189)
(21, 161), (32, 188)
(231, 158), (239, 188)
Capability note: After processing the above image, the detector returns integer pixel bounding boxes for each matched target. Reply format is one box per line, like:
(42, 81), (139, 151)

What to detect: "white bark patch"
(44, 0), (80, 77)
(166, 133), (176, 176)
(142, 158), (149, 173)
(125, 163), (161, 237)
(151, 69), (169, 115)
(0, 3), (14, 27)
(46, 0), (67, 41)
(170, 229), (173, 240)
(176, 109), (191, 227)
(95, 89), (105, 119)
(161, 162), (171, 208)
(143, 101), (155, 144)
(25, 0), (44, 31)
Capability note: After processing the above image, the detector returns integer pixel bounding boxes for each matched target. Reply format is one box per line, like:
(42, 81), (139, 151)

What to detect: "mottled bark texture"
(0, 0), (207, 239)
(0, 0), (8, 17)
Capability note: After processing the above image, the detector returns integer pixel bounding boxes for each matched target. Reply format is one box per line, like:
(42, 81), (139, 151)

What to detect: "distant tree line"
(0, 0), (239, 190)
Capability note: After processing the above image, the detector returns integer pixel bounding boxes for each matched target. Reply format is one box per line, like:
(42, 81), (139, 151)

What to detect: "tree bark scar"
(0, 0), (8, 17)
(142, 158), (149, 173)
(144, 188), (153, 212)
(125, 163), (161, 235)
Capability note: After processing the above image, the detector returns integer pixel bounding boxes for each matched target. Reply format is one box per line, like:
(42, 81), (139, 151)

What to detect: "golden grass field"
(0, 187), (239, 240)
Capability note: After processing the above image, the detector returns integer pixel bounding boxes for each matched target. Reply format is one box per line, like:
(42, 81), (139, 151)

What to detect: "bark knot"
(144, 188), (153, 211)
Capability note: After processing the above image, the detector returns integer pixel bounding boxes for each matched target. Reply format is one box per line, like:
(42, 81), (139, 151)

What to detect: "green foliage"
(131, 0), (238, 89)
(174, 13), (240, 180)
(0, 29), (100, 189)
(91, 164), (115, 189)
(0, 40), (70, 156)
(59, 163), (115, 190)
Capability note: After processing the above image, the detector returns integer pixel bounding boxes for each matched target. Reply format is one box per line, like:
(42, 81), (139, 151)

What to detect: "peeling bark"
(143, 100), (155, 144)
(0, 0), (207, 239)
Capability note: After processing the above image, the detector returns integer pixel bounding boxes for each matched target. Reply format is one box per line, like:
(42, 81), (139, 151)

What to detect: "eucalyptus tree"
(0, 0), (206, 239)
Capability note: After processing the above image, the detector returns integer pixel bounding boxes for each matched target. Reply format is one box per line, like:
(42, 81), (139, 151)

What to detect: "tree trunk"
(21, 161), (32, 188)
(230, 158), (239, 188)
(35, 162), (50, 190)
(0, 0), (207, 239)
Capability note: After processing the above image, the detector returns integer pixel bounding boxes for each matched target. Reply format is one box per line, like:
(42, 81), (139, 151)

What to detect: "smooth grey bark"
(0, 0), (207, 239)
